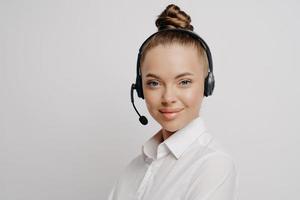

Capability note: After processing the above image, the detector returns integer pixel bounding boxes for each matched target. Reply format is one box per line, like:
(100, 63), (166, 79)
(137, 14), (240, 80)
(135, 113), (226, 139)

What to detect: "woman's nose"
(161, 86), (177, 104)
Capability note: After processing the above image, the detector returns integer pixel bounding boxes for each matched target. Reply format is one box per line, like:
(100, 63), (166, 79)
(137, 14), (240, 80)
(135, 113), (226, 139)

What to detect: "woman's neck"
(161, 128), (176, 141)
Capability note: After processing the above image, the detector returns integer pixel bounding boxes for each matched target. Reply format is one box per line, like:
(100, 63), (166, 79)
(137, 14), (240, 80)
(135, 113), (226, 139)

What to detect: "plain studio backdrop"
(0, 0), (299, 199)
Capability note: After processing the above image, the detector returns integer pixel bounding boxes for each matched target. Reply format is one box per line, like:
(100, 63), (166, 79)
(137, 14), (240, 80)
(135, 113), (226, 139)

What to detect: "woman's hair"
(140, 4), (209, 77)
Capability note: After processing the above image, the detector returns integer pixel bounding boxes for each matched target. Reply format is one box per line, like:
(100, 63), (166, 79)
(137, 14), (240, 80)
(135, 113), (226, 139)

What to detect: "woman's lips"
(159, 108), (183, 120)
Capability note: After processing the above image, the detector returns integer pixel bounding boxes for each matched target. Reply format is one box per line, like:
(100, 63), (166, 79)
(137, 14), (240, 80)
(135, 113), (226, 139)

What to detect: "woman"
(108, 4), (238, 200)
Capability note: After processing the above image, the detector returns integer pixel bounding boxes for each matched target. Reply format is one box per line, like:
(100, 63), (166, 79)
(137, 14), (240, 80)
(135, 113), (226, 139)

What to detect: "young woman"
(108, 4), (238, 200)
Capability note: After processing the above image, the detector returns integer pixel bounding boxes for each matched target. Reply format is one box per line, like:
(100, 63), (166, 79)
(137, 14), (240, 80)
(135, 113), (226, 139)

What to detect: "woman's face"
(141, 43), (205, 134)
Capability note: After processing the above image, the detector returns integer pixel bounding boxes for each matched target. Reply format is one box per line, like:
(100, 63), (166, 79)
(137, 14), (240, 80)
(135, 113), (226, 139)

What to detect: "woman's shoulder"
(116, 153), (145, 179)
(192, 137), (237, 184)
(124, 154), (145, 171)
(185, 138), (239, 200)
(191, 131), (237, 171)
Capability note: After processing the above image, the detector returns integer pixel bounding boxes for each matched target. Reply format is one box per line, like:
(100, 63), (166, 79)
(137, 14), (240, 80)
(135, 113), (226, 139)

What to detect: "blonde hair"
(140, 4), (209, 77)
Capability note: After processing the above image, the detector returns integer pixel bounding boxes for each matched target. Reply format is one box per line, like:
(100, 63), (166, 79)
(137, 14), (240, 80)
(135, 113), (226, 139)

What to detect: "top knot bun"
(155, 4), (194, 31)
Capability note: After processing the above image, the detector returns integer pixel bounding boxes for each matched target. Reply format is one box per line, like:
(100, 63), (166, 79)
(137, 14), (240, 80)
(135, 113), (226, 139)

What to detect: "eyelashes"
(180, 80), (192, 85)
(146, 79), (193, 88)
(146, 81), (159, 87)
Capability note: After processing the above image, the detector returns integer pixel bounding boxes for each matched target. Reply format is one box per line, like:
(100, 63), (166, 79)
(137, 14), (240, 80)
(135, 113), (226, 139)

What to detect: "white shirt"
(107, 116), (239, 200)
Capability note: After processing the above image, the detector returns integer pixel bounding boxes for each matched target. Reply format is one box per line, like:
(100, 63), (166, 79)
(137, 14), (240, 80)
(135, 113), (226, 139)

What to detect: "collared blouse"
(107, 116), (239, 200)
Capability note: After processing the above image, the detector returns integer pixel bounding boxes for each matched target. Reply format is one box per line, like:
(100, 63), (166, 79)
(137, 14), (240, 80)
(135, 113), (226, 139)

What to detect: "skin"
(141, 43), (206, 141)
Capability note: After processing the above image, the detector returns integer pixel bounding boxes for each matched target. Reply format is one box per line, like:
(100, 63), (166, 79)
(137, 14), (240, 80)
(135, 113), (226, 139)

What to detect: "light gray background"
(1, 0), (299, 199)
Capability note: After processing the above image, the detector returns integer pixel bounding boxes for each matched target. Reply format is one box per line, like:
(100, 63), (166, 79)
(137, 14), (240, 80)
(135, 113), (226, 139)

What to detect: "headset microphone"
(131, 84), (148, 125)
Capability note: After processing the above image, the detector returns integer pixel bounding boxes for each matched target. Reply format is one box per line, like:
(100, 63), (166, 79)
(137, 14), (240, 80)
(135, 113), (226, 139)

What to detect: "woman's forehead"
(141, 44), (203, 72)
(142, 45), (201, 69)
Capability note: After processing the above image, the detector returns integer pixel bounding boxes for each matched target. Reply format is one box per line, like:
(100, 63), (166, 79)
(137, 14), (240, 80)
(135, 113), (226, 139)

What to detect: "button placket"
(136, 159), (155, 200)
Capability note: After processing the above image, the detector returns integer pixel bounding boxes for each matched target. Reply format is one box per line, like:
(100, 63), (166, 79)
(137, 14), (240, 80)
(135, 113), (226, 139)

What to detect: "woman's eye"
(146, 81), (159, 88)
(180, 80), (192, 86)
(146, 80), (192, 88)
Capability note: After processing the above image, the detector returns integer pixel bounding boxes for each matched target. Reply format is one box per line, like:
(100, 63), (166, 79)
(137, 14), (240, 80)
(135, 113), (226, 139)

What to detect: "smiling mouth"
(159, 109), (183, 120)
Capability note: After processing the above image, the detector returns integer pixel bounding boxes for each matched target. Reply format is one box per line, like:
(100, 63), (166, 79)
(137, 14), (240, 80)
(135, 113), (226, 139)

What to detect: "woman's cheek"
(183, 87), (203, 106)
(146, 92), (159, 106)
(144, 93), (161, 121)
(144, 89), (158, 106)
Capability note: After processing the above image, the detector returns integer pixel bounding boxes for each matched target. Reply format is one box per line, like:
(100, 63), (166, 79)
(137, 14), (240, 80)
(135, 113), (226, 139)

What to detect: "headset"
(130, 28), (215, 125)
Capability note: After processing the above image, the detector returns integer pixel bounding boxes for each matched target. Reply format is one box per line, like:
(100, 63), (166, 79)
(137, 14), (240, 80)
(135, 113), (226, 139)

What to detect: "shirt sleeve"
(184, 153), (238, 200)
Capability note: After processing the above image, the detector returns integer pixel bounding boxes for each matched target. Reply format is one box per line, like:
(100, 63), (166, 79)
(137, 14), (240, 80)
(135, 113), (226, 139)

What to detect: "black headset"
(130, 28), (215, 125)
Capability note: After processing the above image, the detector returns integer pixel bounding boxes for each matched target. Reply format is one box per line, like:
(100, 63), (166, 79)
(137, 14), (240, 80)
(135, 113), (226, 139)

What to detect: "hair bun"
(155, 4), (194, 31)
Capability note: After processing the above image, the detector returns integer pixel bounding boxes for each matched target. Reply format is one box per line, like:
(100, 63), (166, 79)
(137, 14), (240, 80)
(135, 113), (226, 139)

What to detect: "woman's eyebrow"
(145, 72), (194, 79)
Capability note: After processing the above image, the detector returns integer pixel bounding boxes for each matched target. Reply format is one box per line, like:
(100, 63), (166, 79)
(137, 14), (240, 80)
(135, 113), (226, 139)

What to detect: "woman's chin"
(160, 122), (181, 133)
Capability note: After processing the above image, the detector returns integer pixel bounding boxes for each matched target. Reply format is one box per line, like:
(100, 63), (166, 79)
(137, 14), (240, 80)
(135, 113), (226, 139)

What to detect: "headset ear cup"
(204, 72), (215, 97)
(135, 75), (144, 99)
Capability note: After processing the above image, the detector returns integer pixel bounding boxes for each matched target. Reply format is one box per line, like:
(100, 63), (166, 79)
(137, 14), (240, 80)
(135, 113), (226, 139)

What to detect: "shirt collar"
(141, 115), (208, 162)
